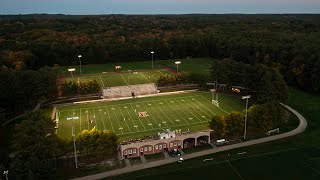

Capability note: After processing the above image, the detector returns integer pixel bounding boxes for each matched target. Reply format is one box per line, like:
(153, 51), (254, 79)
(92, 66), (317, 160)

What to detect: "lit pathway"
(71, 103), (307, 180)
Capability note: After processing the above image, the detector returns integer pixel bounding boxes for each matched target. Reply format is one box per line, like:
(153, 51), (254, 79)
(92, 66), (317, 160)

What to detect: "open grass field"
(63, 69), (172, 88)
(106, 88), (320, 180)
(60, 58), (215, 77)
(56, 91), (244, 140)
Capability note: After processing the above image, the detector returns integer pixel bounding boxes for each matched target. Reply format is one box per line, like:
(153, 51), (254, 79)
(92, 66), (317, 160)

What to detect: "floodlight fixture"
(77, 55), (82, 74)
(151, 51), (154, 69)
(68, 68), (75, 78)
(175, 61), (181, 73)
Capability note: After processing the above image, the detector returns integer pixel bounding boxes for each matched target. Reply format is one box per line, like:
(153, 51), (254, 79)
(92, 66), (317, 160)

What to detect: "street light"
(3, 170), (8, 180)
(175, 61), (181, 73)
(72, 127), (78, 168)
(68, 68), (75, 79)
(151, 51), (154, 69)
(242, 95), (251, 140)
(78, 55), (82, 74)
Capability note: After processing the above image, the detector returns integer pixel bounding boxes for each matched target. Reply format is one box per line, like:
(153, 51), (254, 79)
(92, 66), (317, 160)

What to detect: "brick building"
(120, 130), (212, 159)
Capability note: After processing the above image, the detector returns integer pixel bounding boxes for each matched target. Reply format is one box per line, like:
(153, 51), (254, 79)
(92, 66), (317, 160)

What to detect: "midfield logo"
(139, 111), (149, 117)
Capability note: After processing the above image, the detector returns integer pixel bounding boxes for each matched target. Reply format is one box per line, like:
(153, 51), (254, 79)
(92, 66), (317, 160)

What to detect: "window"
(155, 145), (158, 150)
(178, 141), (181, 145)
(124, 150), (127, 155)
(133, 149), (136, 153)
(128, 150), (132, 154)
(159, 145), (162, 149)
(170, 143), (173, 147)
(163, 144), (167, 148)
(140, 148), (143, 152)
(149, 146), (152, 151)
(144, 147), (148, 152)
(174, 142), (177, 146)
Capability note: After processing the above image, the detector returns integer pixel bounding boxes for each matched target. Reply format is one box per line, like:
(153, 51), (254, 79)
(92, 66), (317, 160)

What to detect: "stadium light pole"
(3, 170), (8, 180)
(78, 55), (82, 75)
(242, 95), (251, 140)
(151, 51), (154, 69)
(72, 127), (78, 168)
(175, 61), (181, 73)
(68, 68), (75, 79)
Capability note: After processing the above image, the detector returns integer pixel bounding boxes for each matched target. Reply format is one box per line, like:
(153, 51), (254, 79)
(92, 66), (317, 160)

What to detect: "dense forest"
(0, 14), (320, 93)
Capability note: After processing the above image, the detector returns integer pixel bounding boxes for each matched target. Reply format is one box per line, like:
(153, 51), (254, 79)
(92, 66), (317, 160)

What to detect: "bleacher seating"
(102, 83), (158, 99)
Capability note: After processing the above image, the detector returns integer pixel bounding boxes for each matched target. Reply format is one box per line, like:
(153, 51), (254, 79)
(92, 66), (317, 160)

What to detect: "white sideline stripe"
(119, 74), (129, 85)
(117, 121), (208, 136)
(71, 104), (308, 180)
(140, 73), (152, 83)
(79, 109), (82, 131)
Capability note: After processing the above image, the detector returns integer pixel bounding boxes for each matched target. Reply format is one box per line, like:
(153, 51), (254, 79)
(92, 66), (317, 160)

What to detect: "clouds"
(0, 0), (319, 14)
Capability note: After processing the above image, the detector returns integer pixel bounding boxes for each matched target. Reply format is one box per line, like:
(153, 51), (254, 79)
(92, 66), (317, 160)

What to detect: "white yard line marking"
(117, 120), (208, 136)
(98, 108), (106, 130)
(104, 107), (117, 134)
(198, 95), (229, 114)
(129, 104), (147, 131)
(109, 106), (124, 134)
(85, 109), (90, 130)
(227, 161), (244, 180)
(133, 103), (154, 130)
(121, 104), (141, 131)
(141, 103), (170, 128)
(119, 74), (129, 85)
(184, 97), (216, 117)
(175, 98), (204, 123)
(145, 102), (174, 127)
(92, 108), (98, 129)
(161, 99), (196, 124)
(140, 73), (152, 83)
(152, 99), (183, 126)
(79, 109), (82, 131)
(99, 75), (105, 88)
(117, 105), (133, 133)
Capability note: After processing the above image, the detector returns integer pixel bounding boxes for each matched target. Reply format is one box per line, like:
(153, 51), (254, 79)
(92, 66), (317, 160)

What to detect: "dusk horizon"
(1, 0), (319, 15)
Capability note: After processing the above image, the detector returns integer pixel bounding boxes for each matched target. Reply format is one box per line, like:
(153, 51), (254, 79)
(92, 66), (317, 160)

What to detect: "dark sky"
(1, 0), (319, 14)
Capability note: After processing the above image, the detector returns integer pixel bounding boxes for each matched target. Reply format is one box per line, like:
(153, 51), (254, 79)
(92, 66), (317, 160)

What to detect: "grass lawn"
(106, 88), (320, 180)
(59, 58), (215, 77)
(63, 69), (173, 88)
(56, 91), (244, 141)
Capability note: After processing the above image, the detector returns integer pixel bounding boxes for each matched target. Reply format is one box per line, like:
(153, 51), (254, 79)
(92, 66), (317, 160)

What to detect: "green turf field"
(63, 69), (172, 88)
(104, 88), (320, 180)
(56, 91), (243, 140)
(60, 58), (215, 76)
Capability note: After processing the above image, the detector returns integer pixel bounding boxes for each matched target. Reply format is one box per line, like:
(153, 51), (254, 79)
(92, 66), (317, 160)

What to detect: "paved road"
(71, 103), (307, 180)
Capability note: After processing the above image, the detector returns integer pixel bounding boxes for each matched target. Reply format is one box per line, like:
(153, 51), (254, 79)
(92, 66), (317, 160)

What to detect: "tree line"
(0, 14), (319, 92)
(209, 59), (289, 139)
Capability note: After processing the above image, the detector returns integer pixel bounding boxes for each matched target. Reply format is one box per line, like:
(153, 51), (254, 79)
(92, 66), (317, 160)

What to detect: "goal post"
(210, 89), (219, 107)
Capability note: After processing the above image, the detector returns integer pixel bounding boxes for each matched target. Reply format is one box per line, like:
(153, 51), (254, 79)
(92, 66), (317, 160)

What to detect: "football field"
(56, 91), (243, 140)
(63, 69), (172, 88)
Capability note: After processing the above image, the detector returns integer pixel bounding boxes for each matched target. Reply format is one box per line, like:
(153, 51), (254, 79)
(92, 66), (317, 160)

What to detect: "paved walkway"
(178, 149), (185, 156)
(140, 155), (147, 164)
(71, 103), (307, 180)
(163, 151), (170, 159)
